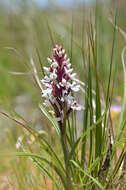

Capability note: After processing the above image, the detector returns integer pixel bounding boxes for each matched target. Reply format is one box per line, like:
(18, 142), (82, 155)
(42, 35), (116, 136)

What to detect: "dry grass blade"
(30, 56), (43, 92)
(0, 111), (34, 136)
(109, 17), (126, 41)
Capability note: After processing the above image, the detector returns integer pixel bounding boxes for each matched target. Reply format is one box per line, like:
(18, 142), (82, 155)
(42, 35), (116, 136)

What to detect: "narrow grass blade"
(68, 113), (105, 166)
(0, 110), (64, 173)
(36, 48), (45, 76)
(10, 152), (66, 189)
(103, 10), (117, 148)
(88, 42), (93, 165)
(81, 81), (88, 166)
(106, 147), (126, 188)
(71, 160), (104, 190)
(39, 104), (60, 136)
(89, 14), (102, 161)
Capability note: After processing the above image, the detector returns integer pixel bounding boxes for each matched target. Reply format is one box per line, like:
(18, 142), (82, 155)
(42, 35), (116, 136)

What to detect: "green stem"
(60, 133), (73, 190)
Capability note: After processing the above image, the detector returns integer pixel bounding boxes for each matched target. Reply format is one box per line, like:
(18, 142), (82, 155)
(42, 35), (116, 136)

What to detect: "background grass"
(0, 0), (126, 189)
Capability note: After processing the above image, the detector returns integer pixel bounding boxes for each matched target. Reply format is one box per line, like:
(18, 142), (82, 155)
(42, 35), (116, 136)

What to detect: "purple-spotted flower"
(41, 45), (82, 131)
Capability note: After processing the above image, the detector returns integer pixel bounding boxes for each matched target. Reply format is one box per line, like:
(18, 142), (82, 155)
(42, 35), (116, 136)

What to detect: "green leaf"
(4, 152), (67, 190)
(67, 113), (105, 166)
(71, 160), (104, 190)
(39, 104), (60, 136)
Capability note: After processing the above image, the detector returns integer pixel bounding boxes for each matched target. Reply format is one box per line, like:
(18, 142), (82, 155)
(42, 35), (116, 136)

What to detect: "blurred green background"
(0, 0), (126, 188)
(0, 0), (125, 103)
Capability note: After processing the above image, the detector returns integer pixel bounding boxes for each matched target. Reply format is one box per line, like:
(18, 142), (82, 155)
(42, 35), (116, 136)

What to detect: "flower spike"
(41, 45), (82, 130)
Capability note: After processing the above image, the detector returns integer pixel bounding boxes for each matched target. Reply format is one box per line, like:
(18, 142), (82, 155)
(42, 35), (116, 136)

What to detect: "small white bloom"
(44, 83), (52, 88)
(58, 51), (63, 57)
(41, 79), (45, 84)
(64, 54), (67, 59)
(71, 104), (82, 111)
(70, 73), (76, 79)
(59, 82), (63, 87)
(62, 49), (65, 54)
(71, 84), (80, 92)
(62, 78), (66, 84)
(49, 96), (56, 104)
(63, 90), (67, 95)
(64, 67), (73, 74)
(47, 57), (52, 63)
(65, 95), (74, 106)
(43, 67), (50, 72)
(42, 88), (52, 98)
(44, 76), (51, 83)
(71, 102), (82, 111)
(16, 136), (23, 149)
(66, 58), (70, 63)
(41, 77), (51, 85)
(43, 99), (50, 107)
(61, 97), (65, 102)
(67, 68), (73, 74)
(67, 63), (71, 68)
(56, 117), (62, 121)
(71, 81), (76, 86)
(50, 70), (57, 79)
(65, 81), (71, 89)
(57, 84), (60, 88)
(62, 90), (65, 98)
(52, 61), (58, 68)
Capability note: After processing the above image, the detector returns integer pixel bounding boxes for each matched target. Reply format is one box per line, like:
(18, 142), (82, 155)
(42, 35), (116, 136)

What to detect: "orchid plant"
(1, 23), (126, 189)
(27, 38), (126, 189)
(39, 45), (84, 189)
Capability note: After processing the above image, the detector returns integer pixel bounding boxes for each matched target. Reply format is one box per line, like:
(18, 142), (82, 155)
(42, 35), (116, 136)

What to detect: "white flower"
(47, 57), (52, 63)
(52, 61), (58, 68)
(61, 97), (65, 102)
(44, 83), (52, 88)
(57, 84), (60, 88)
(50, 70), (57, 80)
(70, 73), (77, 79)
(16, 136), (23, 149)
(71, 82), (80, 92)
(64, 54), (67, 59)
(58, 51), (63, 57)
(62, 49), (65, 54)
(42, 88), (52, 98)
(71, 101), (82, 111)
(67, 63), (71, 68)
(71, 104), (82, 111)
(43, 67), (50, 73)
(67, 95), (74, 105)
(41, 76), (51, 83)
(65, 67), (73, 74)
